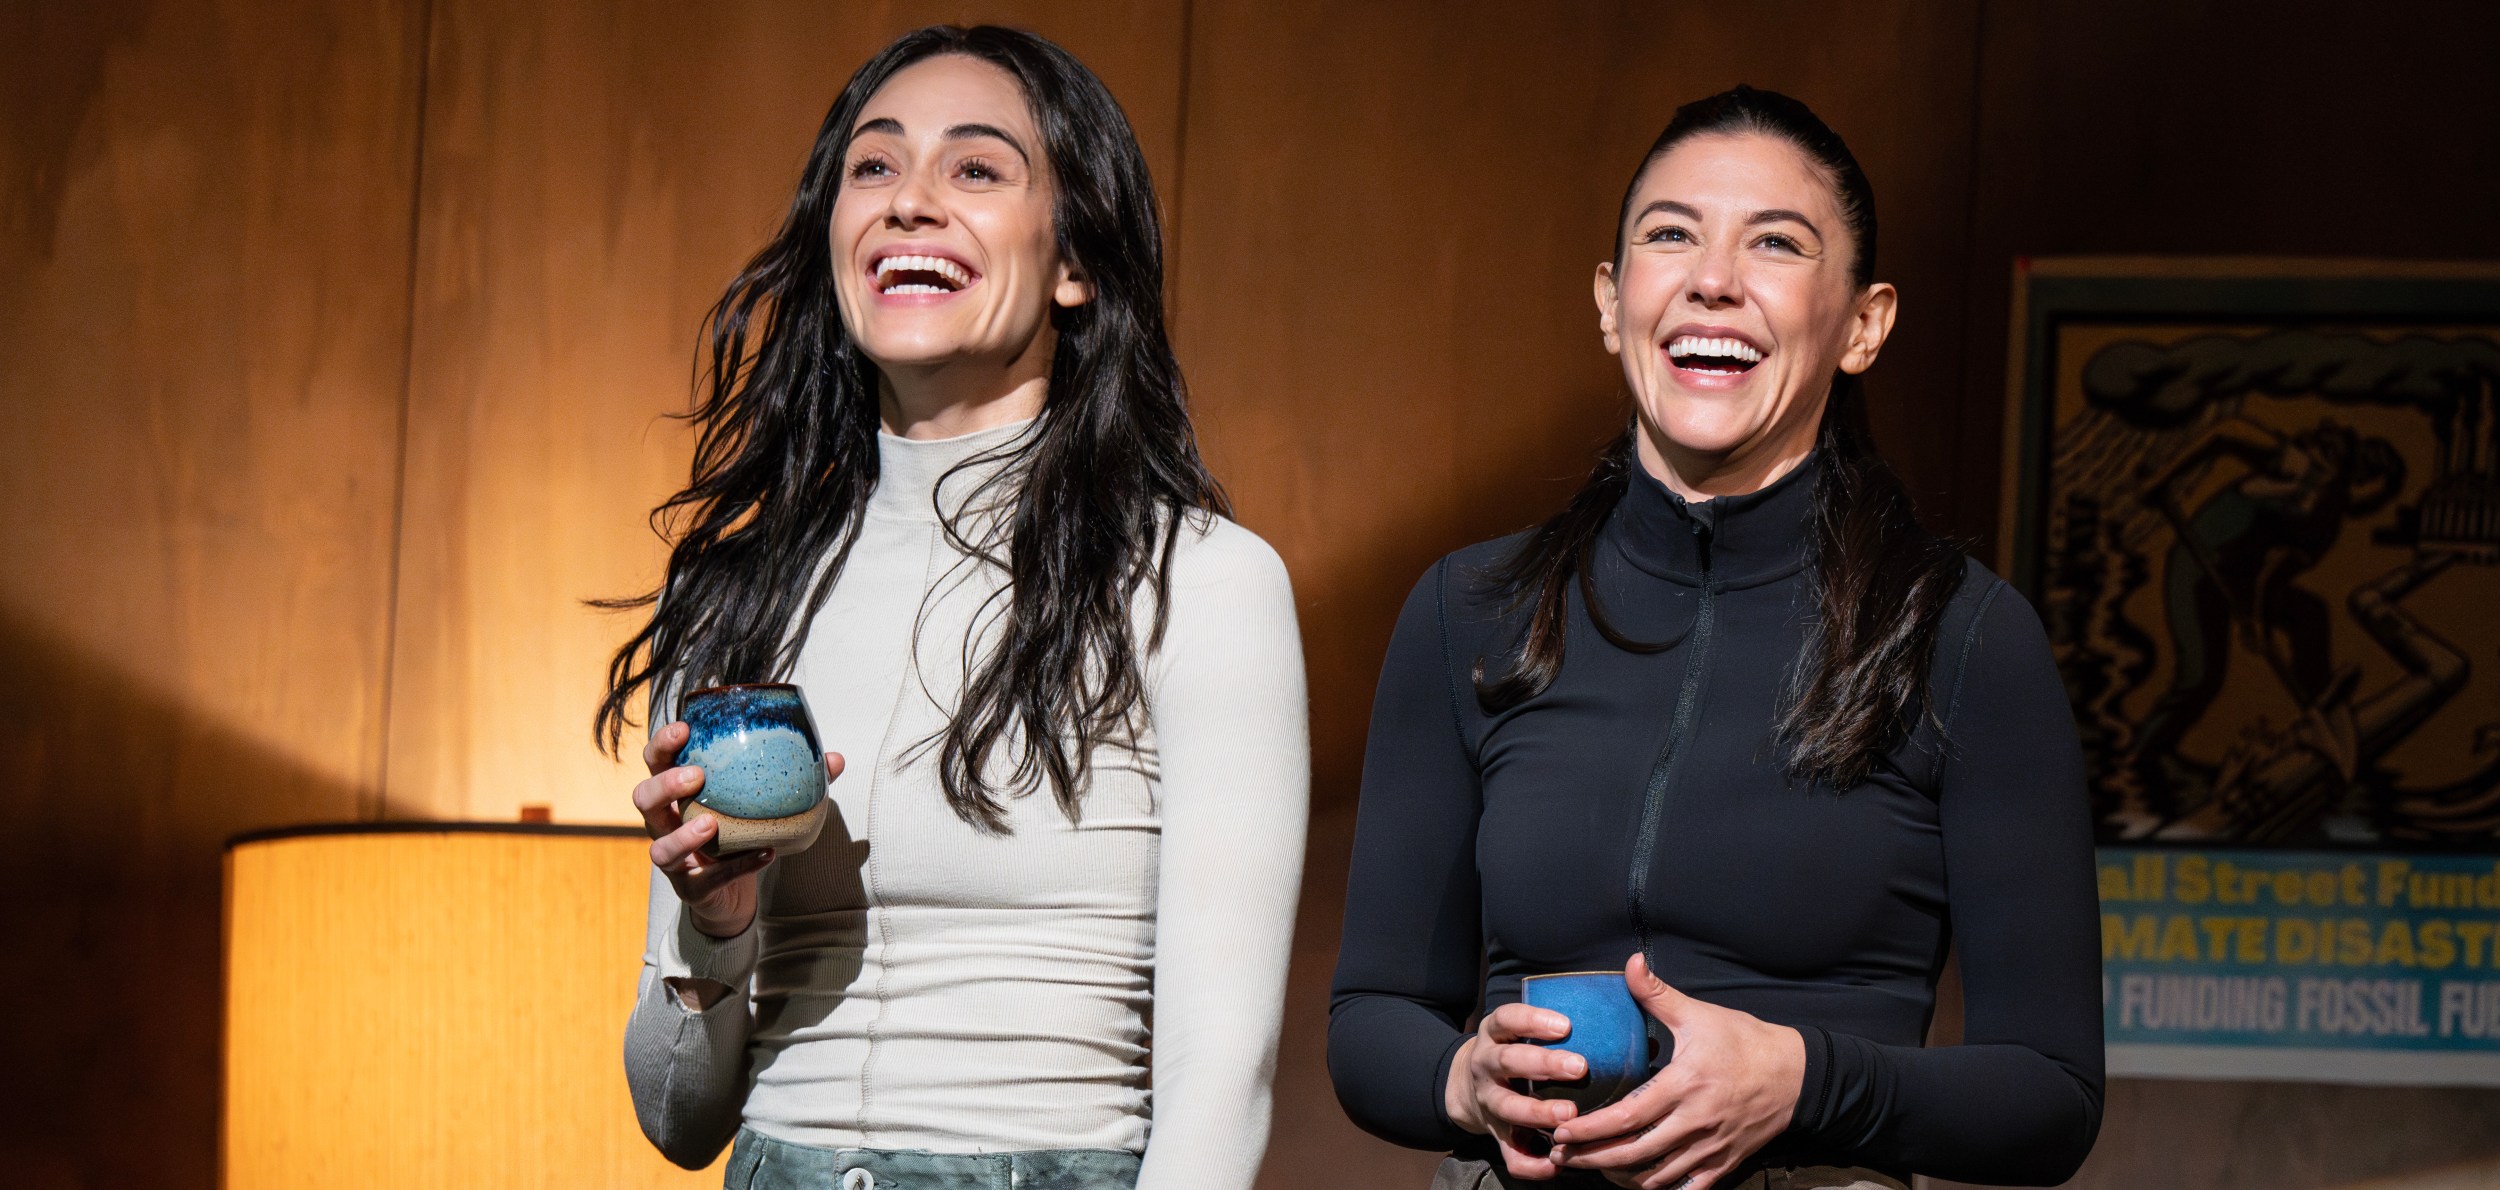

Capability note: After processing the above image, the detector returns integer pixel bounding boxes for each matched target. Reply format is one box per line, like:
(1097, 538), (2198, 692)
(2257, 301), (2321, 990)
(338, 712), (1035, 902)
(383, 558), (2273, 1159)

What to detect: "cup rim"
(1521, 970), (1627, 982)
(684, 681), (803, 700)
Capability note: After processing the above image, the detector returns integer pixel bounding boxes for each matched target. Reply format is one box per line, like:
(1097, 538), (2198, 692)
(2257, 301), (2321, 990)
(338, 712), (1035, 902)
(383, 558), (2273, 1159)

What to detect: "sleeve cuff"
(1791, 1023), (1836, 1139)
(660, 912), (760, 987)
(1428, 1031), (1479, 1151)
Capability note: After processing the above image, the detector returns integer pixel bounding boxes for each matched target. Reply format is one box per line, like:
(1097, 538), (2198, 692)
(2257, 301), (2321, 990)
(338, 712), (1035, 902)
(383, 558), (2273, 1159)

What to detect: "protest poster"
(2004, 259), (2500, 1084)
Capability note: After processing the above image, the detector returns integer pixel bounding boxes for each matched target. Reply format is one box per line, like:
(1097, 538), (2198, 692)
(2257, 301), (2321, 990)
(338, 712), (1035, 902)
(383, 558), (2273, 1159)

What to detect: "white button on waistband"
(841, 1169), (874, 1190)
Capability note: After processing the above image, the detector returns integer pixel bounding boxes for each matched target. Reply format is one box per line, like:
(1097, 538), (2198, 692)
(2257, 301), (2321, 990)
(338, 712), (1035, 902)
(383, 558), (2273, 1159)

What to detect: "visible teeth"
(1667, 335), (1762, 364)
(873, 253), (972, 290)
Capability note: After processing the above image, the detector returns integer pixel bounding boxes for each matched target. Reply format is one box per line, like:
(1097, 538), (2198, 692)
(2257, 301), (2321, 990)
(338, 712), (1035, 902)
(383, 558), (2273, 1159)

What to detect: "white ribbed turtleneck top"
(624, 418), (1308, 1189)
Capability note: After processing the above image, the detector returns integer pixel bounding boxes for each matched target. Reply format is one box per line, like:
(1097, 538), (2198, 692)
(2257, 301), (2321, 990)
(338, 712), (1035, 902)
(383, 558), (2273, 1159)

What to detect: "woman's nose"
(1687, 245), (1743, 308)
(884, 167), (946, 228)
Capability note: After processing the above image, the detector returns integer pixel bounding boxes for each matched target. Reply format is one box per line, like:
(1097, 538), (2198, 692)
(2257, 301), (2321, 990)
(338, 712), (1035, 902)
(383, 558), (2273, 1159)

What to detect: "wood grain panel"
(0, 1), (425, 1186)
(1951, 0), (2500, 556)
(382, 0), (1191, 826)
(225, 830), (714, 1187)
(1165, 5), (1982, 1185)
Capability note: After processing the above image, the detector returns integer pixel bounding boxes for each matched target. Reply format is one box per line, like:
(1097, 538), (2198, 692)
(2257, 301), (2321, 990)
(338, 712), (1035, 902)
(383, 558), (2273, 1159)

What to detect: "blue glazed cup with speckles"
(1520, 971), (1654, 1112)
(677, 683), (829, 856)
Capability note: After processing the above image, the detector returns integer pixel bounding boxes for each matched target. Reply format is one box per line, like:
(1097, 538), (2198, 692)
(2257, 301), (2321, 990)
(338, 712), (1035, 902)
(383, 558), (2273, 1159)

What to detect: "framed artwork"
(2003, 258), (2500, 1085)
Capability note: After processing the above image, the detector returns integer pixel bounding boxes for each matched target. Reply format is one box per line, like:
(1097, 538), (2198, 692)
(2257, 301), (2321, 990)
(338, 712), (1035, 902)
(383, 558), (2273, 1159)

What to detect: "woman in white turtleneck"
(603, 27), (1306, 1190)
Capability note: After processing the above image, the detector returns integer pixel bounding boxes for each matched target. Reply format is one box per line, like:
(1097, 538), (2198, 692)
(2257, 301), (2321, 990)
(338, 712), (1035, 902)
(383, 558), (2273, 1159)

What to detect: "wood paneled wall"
(0, 2), (424, 1186)
(5, 1), (2498, 1187)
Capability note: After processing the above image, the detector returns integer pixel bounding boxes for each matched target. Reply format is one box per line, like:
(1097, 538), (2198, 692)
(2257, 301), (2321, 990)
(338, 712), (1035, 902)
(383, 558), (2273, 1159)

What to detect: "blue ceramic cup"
(1520, 971), (1654, 1112)
(677, 683), (829, 856)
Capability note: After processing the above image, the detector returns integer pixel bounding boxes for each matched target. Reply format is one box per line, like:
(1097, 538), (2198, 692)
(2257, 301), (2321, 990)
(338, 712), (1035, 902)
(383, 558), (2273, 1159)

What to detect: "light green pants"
(1430, 1156), (1907, 1190)
(727, 1127), (1141, 1190)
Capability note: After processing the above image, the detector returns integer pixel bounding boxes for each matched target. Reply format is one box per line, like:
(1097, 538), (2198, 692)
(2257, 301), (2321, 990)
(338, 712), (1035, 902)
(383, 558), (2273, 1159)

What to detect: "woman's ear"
(1837, 281), (1898, 375)
(1594, 262), (1622, 356)
(1054, 259), (1096, 309)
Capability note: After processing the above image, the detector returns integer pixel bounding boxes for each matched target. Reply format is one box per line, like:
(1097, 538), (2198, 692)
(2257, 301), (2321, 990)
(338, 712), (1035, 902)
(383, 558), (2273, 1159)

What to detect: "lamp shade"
(223, 825), (722, 1188)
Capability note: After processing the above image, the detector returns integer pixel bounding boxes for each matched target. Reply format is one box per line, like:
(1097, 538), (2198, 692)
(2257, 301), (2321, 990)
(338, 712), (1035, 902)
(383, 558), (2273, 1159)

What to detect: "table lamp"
(223, 823), (724, 1188)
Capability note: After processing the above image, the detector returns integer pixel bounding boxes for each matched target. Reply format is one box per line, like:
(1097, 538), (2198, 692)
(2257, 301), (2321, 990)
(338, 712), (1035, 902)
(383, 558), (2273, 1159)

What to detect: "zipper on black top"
(1626, 501), (1717, 991)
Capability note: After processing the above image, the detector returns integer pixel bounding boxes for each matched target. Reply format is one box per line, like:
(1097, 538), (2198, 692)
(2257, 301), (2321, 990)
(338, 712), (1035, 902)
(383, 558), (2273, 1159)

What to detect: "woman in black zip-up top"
(1327, 87), (2102, 1190)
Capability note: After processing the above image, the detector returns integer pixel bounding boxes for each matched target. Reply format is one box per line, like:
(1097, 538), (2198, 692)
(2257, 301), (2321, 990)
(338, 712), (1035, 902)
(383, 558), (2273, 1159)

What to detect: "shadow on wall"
(1927, 1078), (2500, 1190)
(1259, 796), (1444, 1190)
(0, 604), (369, 1190)
(0, 0), (154, 255)
(2334, 1154), (2500, 1190)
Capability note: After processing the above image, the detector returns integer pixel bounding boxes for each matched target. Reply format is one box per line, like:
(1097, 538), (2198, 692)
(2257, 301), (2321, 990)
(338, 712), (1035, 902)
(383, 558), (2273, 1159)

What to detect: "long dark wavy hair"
(594, 25), (1226, 831)
(1475, 86), (1966, 789)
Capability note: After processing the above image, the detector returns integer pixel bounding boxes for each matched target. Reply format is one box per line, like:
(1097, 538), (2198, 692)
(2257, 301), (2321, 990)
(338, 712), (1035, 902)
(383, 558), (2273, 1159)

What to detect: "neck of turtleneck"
(867, 416), (1038, 524)
(1609, 453), (1820, 585)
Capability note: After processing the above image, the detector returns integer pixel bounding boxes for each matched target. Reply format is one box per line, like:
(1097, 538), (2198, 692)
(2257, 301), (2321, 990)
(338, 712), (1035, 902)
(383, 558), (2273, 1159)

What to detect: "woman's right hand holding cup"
(1446, 1002), (1588, 1180)
(633, 720), (842, 938)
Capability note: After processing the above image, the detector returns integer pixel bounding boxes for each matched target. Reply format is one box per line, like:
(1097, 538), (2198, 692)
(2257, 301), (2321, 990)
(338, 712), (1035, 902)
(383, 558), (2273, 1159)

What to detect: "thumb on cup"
(1625, 952), (1691, 1024)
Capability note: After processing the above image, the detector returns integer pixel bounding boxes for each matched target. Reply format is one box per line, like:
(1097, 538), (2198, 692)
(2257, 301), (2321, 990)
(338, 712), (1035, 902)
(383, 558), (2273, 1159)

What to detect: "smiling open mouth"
(1667, 335), (1764, 375)
(874, 253), (974, 296)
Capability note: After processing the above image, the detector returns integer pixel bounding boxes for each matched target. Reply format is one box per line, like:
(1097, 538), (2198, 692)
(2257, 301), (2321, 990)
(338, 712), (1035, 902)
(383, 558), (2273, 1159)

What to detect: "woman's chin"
(857, 334), (991, 372)
(1636, 406), (1764, 459)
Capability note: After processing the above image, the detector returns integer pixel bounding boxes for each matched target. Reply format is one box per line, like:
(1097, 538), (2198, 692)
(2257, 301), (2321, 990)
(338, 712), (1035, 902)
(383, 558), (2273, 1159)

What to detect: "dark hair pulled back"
(594, 25), (1225, 831)
(1475, 85), (1965, 789)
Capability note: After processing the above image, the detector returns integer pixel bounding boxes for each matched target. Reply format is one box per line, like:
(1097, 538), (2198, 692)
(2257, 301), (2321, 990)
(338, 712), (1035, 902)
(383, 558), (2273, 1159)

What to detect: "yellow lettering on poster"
(2420, 920), (2457, 970)
(2162, 915), (2202, 962)
(2236, 918), (2268, 963)
(2459, 921), (2495, 969)
(2340, 920), (2377, 966)
(2176, 856), (2210, 904)
(2375, 920), (2417, 967)
(2204, 917), (2241, 960)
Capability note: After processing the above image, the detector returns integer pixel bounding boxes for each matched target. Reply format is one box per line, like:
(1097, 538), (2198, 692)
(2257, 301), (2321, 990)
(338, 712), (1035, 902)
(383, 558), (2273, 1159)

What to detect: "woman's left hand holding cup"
(1549, 953), (1806, 1189)
(1445, 1002), (1590, 1180)
(634, 720), (844, 939)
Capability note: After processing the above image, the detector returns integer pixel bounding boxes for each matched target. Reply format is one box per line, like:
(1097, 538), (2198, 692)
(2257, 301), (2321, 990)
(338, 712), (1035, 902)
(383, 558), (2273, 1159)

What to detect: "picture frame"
(2003, 258), (2500, 1085)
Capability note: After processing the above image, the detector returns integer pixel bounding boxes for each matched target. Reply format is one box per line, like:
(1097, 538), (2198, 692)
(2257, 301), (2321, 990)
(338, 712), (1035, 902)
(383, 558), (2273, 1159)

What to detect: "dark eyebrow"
(942, 122), (1030, 164)
(1633, 199), (1702, 224)
(1632, 200), (1825, 241)
(846, 117), (1031, 166)
(1746, 208), (1823, 238)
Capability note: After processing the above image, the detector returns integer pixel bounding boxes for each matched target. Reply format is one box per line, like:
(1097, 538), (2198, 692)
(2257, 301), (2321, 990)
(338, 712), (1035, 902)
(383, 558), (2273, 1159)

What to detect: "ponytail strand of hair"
(1775, 373), (1966, 787)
